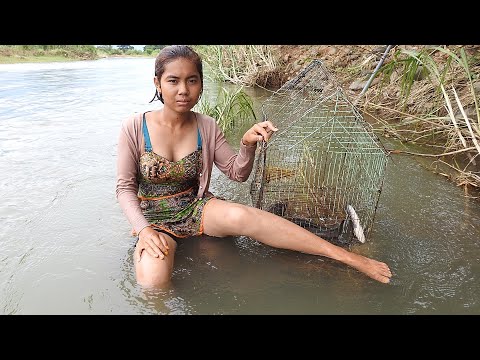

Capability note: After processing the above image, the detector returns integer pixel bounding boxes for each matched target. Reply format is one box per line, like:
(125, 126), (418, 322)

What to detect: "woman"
(116, 45), (392, 288)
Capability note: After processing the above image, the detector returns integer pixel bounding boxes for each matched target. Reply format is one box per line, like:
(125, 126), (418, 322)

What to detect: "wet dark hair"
(149, 45), (203, 104)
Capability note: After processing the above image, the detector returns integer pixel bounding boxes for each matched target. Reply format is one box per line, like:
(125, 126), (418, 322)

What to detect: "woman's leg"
(134, 232), (178, 288)
(202, 199), (392, 283)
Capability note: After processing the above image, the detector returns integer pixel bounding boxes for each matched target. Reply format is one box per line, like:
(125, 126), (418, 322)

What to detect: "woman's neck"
(157, 108), (193, 130)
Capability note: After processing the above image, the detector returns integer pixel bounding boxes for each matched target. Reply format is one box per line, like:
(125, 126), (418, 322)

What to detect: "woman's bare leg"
(202, 199), (392, 283)
(134, 232), (178, 288)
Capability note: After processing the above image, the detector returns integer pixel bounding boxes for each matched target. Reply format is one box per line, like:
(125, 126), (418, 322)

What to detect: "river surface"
(0, 57), (479, 314)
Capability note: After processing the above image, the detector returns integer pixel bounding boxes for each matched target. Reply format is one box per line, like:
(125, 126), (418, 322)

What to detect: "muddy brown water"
(0, 58), (479, 314)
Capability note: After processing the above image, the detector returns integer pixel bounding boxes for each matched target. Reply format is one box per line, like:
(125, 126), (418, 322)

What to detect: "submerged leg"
(202, 199), (392, 284)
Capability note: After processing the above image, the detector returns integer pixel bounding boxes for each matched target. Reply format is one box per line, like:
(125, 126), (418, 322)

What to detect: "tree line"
(96, 45), (166, 55)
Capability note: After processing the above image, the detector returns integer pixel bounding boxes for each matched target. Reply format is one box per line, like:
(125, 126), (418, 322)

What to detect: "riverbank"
(0, 45), (97, 64)
(0, 55), (82, 64)
(272, 45), (480, 196)
(0, 54), (154, 63)
(0, 45), (154, 64)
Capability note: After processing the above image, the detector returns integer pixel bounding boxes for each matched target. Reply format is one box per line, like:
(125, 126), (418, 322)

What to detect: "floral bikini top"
(137, 112), (203, 198)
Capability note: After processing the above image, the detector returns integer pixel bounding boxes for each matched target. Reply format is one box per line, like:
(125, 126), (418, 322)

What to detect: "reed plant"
(362, 46), (480, 192)
(194, 86), (257, 133)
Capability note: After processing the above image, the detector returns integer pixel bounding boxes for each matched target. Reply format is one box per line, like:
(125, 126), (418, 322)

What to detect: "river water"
(0, 57), (479, 314)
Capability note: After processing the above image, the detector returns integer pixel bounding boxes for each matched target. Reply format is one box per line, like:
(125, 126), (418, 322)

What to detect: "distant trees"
(95, 45), (145, 56)
(96, 45), (114, 52)
(143, 45), (167, 55)
(117, 45), (134, 52)
(96, 45), (166, 55)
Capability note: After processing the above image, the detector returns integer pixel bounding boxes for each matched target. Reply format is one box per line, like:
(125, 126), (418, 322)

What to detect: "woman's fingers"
(260, 120), (279, 132)
(149, 236), (168, 258)
(254, 121), (278, 141)
(158, 234), (170, 252)
(153, 233), (170, 257)
(146, 246), (164, 259)
(253, 124), (269, 141)
(242, 120), (279, 146)
(135, 246), (144, 263)
(136, 242), (165, 263)
(139, 235), (169, 260)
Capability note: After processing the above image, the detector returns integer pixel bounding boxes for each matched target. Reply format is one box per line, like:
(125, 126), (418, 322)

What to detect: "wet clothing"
(138, 113), (214, 237)
(116, 111), (257, 235)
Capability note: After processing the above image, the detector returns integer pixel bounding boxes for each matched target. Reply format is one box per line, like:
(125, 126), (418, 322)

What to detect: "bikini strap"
(195, 112), (202, 150)
(197, 127), (202, 150)
(142, 113), (152, 152)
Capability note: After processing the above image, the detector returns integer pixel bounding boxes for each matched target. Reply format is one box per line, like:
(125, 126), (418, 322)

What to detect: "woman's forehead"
(163, 58), (199, 77)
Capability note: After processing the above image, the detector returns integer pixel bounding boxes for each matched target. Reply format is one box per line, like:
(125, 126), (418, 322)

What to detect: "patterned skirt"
(139, 187), (214, 238)
(138, 149), (215, 238)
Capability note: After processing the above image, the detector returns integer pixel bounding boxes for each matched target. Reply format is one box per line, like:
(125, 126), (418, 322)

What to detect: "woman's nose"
(178, 82), (189, 94)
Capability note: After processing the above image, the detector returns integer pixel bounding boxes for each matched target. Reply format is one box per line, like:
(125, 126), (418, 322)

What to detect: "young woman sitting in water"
(116, 45), (392, 287)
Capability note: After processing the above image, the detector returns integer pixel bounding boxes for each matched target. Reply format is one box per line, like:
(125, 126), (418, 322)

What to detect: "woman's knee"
(135, 234), (177, 288)
(223, 204), (254, 231)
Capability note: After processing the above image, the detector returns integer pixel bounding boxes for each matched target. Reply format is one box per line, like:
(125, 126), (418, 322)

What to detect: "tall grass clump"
(194, 86), (257, 133)
(362, 45), (480, 193)
(194, 45), (284, 88)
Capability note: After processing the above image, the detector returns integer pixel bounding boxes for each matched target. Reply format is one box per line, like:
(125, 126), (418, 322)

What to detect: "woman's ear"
(153, 77), (162, 95)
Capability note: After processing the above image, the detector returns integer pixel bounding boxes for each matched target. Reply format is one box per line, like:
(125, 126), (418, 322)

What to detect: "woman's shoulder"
(121, 112), (147, 137)
(122, 112), (143, 127)
(195, 112), (219, 131)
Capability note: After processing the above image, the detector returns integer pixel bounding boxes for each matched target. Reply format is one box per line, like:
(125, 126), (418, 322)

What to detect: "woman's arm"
(116, 119), (151, 234)
(213, 120), (278, 182)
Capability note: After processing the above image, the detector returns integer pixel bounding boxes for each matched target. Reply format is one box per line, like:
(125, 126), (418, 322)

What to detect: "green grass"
(194, 86), (257, 133)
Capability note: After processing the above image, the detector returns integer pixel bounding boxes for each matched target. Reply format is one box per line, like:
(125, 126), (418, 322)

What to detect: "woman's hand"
(242, 120), (278, 146)
(136, 226), (170, 262)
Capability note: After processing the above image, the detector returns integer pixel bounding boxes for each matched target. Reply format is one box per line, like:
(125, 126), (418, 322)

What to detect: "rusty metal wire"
(249, 60), (388, 244)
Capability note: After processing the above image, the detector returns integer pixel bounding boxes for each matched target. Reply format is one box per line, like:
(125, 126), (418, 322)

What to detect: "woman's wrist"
(241, 137), (257, 147)
(138, 225), (152, 237)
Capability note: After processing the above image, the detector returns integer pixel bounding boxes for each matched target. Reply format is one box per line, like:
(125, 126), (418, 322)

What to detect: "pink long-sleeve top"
(116, 111), (258, 234)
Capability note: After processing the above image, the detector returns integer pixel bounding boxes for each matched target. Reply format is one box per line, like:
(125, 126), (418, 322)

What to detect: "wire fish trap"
(249, 60), (388, 246)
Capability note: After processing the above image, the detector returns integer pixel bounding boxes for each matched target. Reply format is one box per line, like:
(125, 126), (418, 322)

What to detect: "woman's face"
(155, 57), (202, 113)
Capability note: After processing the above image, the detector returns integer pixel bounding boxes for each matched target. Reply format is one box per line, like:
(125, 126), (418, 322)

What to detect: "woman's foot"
(348, 253), (392, 283)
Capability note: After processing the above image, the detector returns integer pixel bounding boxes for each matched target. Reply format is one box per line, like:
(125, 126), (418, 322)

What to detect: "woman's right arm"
(116, 120), (151, 234)
(116, 117), (171, 260)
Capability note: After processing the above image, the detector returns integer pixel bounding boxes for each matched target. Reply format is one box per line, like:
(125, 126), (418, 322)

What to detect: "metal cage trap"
(249, 60), (388, 246)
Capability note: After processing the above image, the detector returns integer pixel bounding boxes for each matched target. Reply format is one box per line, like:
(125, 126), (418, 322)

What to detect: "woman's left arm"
(214, 120), (278, 182)
(241, 120), (278, 146)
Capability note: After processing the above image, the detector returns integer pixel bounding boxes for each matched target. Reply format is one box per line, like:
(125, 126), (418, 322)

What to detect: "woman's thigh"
(202, 198), (258, 237)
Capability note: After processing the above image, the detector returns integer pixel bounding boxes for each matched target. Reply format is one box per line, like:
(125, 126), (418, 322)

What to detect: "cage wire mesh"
(249, 60), (388, 246)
